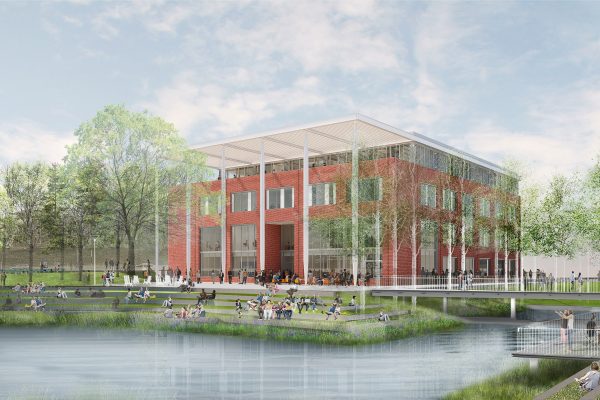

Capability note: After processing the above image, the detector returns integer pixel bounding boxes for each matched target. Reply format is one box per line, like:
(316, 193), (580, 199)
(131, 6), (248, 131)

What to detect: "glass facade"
(346, 178), (382, 202)
(267, 187), (293, 209)
(231, 224), (256, 275)
(200, 194), (221, 216)
(309, 183), (336, 206)
(442, 189), (456, 211)
(479, 198), (490, 217)
(420, 220), (438, 273)
(231, 191), (256, 212)
(420, 184), (437, 208)
(200, 227), (221, 276)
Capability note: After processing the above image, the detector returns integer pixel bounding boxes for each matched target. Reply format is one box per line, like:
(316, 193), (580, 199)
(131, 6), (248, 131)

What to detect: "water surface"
(0, 325), (520, 399)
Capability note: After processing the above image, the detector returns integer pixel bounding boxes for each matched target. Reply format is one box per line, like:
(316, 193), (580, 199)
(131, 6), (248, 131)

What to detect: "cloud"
(141, 72), (329, 141)
(0, 121), (74, 167)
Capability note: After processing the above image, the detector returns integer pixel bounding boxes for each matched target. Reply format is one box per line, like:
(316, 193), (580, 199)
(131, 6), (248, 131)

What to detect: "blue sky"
(1, 1), (599, 184)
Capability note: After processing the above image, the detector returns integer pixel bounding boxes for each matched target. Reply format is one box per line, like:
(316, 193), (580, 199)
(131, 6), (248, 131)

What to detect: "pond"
(0, 324), (521, 399)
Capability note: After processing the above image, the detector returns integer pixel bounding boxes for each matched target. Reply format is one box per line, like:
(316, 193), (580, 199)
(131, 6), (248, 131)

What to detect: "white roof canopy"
(193, 114), (505, 174)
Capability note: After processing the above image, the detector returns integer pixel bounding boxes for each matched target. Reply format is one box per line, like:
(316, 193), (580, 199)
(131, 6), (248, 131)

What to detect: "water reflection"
(0, 325), (520, 400)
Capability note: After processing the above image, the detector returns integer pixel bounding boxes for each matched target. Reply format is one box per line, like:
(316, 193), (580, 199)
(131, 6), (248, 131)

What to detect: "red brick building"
(168, 115), (519, 284)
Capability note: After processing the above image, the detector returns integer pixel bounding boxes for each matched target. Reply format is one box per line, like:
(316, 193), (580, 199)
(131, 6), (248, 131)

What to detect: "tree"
(0, 185), (17, 271)
(4, 162), (49, 283)
(67, 105), (207, 270)
(41, 164), (71, 268)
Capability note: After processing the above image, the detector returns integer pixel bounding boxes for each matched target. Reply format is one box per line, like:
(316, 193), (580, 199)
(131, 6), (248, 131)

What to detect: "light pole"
(93, 238), (97, 286)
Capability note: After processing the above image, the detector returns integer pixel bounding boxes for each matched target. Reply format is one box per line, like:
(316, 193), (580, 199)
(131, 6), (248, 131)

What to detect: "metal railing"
(516, 326), (600, 359)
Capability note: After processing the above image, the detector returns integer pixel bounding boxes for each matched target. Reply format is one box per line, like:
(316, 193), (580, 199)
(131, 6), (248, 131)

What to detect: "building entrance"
(280, 224), (294, 275)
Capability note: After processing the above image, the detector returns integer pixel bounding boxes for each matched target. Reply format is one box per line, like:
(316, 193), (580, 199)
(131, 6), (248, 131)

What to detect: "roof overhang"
(192, 114), (506, 175)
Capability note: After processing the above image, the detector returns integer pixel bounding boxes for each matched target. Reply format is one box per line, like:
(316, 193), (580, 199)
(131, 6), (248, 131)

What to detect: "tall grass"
(443, 359), (589, 400)
(0, 309), (462, 346)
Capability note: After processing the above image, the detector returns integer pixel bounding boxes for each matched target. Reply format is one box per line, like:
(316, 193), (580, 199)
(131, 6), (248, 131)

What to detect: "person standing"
(210, 270), (216, 284)
(587, 313), (597, 345)
(227, 269), (233, 284)
(219, 270), (224, 284)
(0, 270), (6, 287)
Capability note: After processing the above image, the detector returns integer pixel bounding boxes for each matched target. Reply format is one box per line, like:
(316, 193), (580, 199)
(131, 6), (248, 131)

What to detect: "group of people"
(124, 287), (152, 303)
(163, 304), (205, 319)
(12, 282), (46, 294)
(235, 292), (325, 320)
(101, 271), (116, 286)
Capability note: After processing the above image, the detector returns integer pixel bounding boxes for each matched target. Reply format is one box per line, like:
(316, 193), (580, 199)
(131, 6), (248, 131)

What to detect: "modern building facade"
(168, 115), (520, 284)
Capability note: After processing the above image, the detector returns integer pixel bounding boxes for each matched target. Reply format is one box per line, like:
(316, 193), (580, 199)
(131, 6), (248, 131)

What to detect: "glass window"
(443, 189), (456, 211)
(479, 228), (490, 248)
(479, 198), (490, 217)
(462, 193), (473, 217)
(267, 187), (293, 210)
(309, 183), (336, 206)
(420, 183), (437, 208)
(347, 178), (382, 202)
(231, 224), (256, 276)
(231, 191), (256, 212)
(200, 227), (221, 276)
(200, 194), (222, 216)
(442, 223), (456, 245)
(495, 201), (503, 219)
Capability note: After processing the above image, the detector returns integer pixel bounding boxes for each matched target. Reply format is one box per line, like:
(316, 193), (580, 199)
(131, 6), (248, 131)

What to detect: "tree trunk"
(447, 224), (452, 290)
(392, 211), (398, 286)
(115, 223), (121, 277)
(504, 231), (509, 291)
(1, 237), (6, 271)
(60, 223), (65, 268)
(77, 234), (83, 281)
(411, 218), (417, 288)
(128, 235), (135, 275)
(28, 237), (34, 284)
(461, 221), (466, 273)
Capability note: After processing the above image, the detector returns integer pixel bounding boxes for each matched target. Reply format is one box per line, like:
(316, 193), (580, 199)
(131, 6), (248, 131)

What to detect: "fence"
(516, 312), (600, 359)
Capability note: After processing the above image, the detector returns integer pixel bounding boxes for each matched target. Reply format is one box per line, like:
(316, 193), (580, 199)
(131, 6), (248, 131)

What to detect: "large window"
(420, 184), (437, 208)
(200, 194), (222, 216)
(442, 223), (456, 245)
(495, 201), (503, 219)
(267, 187), (293, 209)
(231, 191), (256, 212)
(443, 189), (456, 211)
(479, 198), (490, 217)
(347, 178), (383, 202)
(309, 183), (336, 206)
(479, 228), (490, 248)
(420, 220), (438, 273)
(200, 227), (221, 276)
(231, 224), (256, 275)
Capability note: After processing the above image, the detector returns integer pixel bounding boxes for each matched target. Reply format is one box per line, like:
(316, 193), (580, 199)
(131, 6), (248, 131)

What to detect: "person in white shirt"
(576, 362), (600, 391)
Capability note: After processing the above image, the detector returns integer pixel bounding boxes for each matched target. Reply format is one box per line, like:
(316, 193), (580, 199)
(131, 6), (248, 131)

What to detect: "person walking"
(219, 271), (224, 284)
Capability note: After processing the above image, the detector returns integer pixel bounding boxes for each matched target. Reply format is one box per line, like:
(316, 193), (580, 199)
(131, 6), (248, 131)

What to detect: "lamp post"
(93, 238), (96, 286)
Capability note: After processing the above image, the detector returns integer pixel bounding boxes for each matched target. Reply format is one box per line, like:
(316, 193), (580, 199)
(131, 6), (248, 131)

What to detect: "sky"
(1, 0), (600, 186)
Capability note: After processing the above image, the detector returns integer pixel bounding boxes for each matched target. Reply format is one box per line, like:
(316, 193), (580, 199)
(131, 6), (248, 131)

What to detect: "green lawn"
(3, 271), (125, 287)
(0, 307), (462, 346)
(522, 298), (600, 307)
(443, 359), (589, 400)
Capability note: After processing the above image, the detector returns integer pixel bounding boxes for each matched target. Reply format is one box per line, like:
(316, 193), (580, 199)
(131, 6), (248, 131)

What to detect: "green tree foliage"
(67, 105), (207, 269)
(0, 185), (17, 270)
(4, 162), (49, 283)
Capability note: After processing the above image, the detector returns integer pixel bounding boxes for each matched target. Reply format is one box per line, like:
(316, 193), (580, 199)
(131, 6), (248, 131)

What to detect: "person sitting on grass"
(134, 287), (146, 302)
(576, 362), (600, 391)
(35, 296), (45, 311)
(56, 288), (67, 300)
(12, 284), (21, 293)
(124, 288), (133, 304)
(142, 288), (151, 303)
(325, 303), (338, 321)
(191, 304), (205, 318)
(74, 288), (81, 297)
(162, 296), (173, 308)
(378, 311), (390, 322)
(284, 301), (293, 320)
(235, 299), (243, 319)
(177, 305), (189, 319)
(164, 306), (174, 318)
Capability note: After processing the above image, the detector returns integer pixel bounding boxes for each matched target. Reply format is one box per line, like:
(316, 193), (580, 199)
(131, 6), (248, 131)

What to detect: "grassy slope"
(443, 359), (589, 400)
(0, 307), (462, 346)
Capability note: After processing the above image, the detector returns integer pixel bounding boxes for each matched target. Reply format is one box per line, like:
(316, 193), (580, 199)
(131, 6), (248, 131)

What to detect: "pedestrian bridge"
(513, 312), (600, 360)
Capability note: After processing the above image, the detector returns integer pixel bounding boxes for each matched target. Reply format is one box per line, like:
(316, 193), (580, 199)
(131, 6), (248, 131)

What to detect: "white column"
(155, 169), (159, 271)
(303, 133), (309, 282)
(220, 148), (226, 277)
(259, 141), (265, 273)
(375, 209), (381, 287)
(185, 182), (191, 280)
(510, 297), (516, 319)
(351, 119), (359, 285)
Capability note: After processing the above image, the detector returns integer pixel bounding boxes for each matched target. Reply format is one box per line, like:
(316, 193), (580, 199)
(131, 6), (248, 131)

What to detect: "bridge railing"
(516, 326), (600, 359)
(375, 275), (521, 291)
(374, 275), (600, 292)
